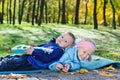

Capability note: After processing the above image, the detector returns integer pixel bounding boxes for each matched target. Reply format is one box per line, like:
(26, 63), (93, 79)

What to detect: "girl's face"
(56, 33), (74, 48)
(77, 46), (93, 60)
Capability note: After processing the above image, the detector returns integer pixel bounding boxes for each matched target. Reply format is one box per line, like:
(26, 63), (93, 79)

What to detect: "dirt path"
(0, 69), (120, 80)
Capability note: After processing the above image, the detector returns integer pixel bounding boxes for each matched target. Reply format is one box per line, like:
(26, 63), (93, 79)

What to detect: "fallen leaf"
(99, 71), (116, 77)
(79, 69), (88, 74)
(110, 52), (119, 57)
(6, 73), (27, 79)
(104, 65), (118, 72)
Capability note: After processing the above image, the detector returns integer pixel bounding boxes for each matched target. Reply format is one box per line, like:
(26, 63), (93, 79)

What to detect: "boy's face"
(56, 33), (74, 48)
(77, 46), (93, 60)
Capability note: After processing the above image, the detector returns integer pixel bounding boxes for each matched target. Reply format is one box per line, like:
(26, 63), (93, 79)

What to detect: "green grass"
(0, 23), (120, 61)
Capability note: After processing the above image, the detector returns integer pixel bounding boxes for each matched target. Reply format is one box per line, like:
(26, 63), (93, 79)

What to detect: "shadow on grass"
(41, 27), (61, 38)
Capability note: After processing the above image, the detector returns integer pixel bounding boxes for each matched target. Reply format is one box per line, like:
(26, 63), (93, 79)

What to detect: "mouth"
(58, 40), (61, 43)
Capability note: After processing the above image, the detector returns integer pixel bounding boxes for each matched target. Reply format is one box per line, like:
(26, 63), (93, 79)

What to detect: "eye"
(65, 40), (67, 43)
(83, 51), (86, 53)
(61, 36), (63, 38)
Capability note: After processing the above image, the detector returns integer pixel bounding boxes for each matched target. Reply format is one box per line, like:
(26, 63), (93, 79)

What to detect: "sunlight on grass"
(0, 23), (120, 61)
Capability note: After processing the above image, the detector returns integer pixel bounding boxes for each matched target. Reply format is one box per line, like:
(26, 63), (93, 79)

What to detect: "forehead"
(62, 33), (74, 42)
(78, 47), (92, 52)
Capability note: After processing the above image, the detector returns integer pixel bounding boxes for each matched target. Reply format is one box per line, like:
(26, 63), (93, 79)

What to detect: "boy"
(49, 39), (96, 72)
(0, 32), (75, 71)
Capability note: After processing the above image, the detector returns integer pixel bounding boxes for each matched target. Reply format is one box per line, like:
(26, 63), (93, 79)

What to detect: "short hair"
(67, 32), (76, 44)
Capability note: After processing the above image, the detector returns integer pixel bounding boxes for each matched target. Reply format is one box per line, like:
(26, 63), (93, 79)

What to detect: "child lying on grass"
(0, 32), (75, 71)
(49, 39), (96, 72)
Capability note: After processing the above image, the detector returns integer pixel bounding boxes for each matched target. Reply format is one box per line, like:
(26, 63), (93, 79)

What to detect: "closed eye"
(83, 51), (86, 53)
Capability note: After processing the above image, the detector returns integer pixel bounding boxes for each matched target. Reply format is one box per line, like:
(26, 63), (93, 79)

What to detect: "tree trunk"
(84, 0), (88, 24)
(110, 0), (116, 29)
(9, 0), (12, 24)
(18, 0), (21, 24)
(103, 0), (108, 26)
(45, 1), (48, 24)
(61, 0), (66, 24)
(19, 0), (26, 24)
(118, 15), (120, 26)
(26, 0), (32, 23)
(93, 0), (98, 29)
(74, 0), (80, 24)
(53, 8), (56, 23)
(7, 0), (9, 23)
(38, 0), (45, 25)
(35, 0), (40, 24)
(13, 0), (16, 25)
(0, 0), (5, 24)
(32, 0), (37, 25)
(57, 0), (61, 23)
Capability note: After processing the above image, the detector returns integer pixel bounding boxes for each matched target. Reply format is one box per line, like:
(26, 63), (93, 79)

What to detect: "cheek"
(63, 43), (68, 47)
(78, 51), (83, 55)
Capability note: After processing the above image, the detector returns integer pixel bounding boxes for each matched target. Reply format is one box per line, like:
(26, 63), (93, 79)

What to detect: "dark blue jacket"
(27, 38), (64, 69)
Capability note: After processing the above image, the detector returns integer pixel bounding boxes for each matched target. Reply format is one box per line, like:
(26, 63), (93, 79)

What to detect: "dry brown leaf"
(60, 71), (77, 74)
(92, 70), (99, 73)
(103, 65), (118, 72)
(6, 73), (27, 79)
(99, 71), (116, 77)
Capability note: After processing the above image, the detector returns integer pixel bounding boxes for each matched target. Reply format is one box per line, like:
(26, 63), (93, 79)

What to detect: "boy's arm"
(32, 48), (63, 62)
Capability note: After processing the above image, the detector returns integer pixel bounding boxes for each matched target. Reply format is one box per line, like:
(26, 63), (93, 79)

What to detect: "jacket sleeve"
(49, 48), (72, 71)
(32, 48), (63, 62)
(59, 50), (81, 71)
(49, 62), (58, 71)
(67, 62), (81, 71)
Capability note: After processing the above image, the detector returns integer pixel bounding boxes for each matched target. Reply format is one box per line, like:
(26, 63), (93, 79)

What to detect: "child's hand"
(28, 41), (35, 47)
(25, 47), (34, 55)
(55, 63), (64, 70)
(62, 64), (70, 72)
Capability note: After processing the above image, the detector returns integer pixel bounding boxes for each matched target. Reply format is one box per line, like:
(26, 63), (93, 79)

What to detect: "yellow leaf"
(110, 52), (119, 57)
(60, 71), (71, 74)
(6, 73), (27, 79)
(79, 69), (88, 74)
(99, 71), (116, 77)
(104, 65), (118, 72)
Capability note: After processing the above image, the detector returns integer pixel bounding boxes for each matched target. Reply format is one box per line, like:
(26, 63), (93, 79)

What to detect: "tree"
(26, 0), (32, 23)
(57, 0), (61, 23)
(18, 0), (26, 24)
(93, 0), (98, 29)
(0, 0), (5, 24)
(6, 0), (9, 23)
(110, 0), (116, 29)
(35, 0), (40, 24)
(61, 0), (66, 24)
(13, 0), (16, 25)
(9, 0), (12, 24)
(38, 0), (45, 25)
(103, 0), (108, 26)
(74, 0), (80, 24)
(45, 0), (48, 24)
(84, 0), (89, 24)
(32, 0), (37, 25)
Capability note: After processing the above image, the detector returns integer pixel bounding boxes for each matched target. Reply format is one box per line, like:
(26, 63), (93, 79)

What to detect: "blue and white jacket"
(49, 46), (88, 71)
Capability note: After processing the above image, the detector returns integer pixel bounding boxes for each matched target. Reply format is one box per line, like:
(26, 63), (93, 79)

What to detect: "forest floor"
(0, 23), (120, 80)
(0, 68), (120, 80)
